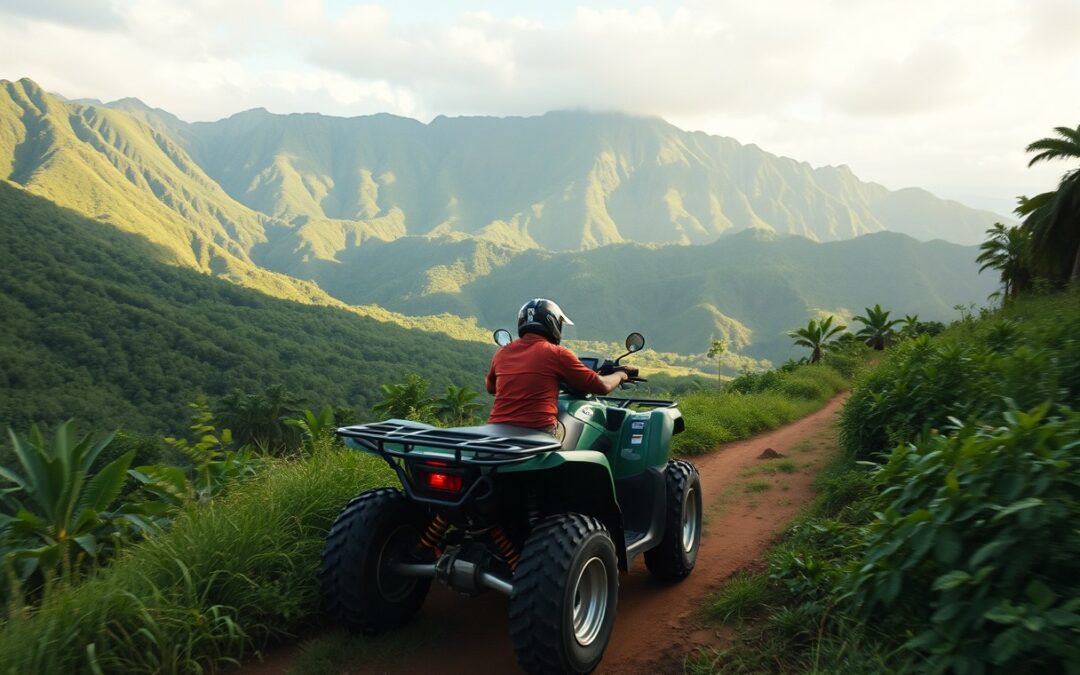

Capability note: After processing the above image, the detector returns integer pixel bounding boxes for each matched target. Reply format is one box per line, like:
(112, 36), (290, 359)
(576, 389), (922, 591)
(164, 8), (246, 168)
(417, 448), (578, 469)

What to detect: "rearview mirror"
(494, 329), (513, 347)
(625, 332), (645, 353)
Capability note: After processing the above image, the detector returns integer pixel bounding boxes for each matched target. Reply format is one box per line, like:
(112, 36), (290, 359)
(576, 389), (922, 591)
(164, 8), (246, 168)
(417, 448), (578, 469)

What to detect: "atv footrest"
(623, 530), (647, 548)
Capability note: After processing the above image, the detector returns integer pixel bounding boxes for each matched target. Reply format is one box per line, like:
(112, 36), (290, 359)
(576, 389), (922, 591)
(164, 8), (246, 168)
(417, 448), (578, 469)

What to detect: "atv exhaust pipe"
(392, 561), (513, 595)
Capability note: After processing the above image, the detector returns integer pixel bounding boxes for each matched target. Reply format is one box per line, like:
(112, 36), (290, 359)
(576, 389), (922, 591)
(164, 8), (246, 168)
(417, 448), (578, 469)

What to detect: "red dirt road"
(248, 394), (847, 675)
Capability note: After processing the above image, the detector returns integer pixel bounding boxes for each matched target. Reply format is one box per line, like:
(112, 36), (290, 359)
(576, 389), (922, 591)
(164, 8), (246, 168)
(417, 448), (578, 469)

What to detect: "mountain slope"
(164, 108), (1002, 251)
(0, 181), (493, 434)
(0, 78), (490, 341)
(306, 230), (998, 360)
(0, 77), (1000, 371)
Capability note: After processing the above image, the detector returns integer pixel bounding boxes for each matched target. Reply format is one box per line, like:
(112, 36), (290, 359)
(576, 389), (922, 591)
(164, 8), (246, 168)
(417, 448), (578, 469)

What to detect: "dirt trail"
(248, 394), (847, 675)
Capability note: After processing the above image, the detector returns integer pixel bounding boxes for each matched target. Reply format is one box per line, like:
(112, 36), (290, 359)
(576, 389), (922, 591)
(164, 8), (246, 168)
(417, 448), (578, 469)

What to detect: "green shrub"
(820, 344), (868, 379)
(847, 404), (1080, 672)
(0, 444), (394, 674)
(693, 293), (1080, 674)
(840, 291), (1080, 459)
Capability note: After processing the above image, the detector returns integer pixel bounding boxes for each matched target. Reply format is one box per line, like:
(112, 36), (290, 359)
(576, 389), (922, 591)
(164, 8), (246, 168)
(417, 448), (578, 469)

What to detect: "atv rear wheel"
(319, 487), (432, 633)
(510, 513), (618, 675)
(644, 459), (702, 581)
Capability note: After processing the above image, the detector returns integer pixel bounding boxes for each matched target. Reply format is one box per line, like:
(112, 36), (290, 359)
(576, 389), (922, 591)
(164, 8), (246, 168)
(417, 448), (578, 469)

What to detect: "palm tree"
(852, 304), (901, 350)
(373, 374), (434, 422)
(976, 222), (1031, 300)
(788, 316), (846, 364)
(706, 339), (726, 386)
(899, 314), (920, 337)
(1021, 124), (1080, 285)
(215, 385), (304, 454)
(285, 405), (336, 452)
(432, 385), (483, 426)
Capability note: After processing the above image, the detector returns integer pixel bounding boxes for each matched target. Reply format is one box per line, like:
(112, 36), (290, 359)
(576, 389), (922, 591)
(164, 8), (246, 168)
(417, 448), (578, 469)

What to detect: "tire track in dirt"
(246, 394), (847, 675)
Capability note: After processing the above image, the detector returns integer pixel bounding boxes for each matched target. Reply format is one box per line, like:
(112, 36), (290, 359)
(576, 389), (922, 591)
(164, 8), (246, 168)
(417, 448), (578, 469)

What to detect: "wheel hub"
(376, 525), (421, 602)
(682, 487), (700, 553)
(571, 556), (609, 647)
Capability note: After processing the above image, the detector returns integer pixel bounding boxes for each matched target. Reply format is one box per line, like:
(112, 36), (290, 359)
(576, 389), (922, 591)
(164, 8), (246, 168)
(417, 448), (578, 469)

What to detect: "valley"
(1, 77), (998, 375)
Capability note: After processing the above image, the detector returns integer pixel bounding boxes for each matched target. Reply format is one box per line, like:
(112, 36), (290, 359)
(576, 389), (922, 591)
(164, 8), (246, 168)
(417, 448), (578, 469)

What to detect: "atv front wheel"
(644, 459), (702, 581)
(319, 487), (432, 633)
(510, 513), (618, 674)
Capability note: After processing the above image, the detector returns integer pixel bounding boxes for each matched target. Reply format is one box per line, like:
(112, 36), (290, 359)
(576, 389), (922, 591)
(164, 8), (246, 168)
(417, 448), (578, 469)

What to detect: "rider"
(485, 298), (632, 435)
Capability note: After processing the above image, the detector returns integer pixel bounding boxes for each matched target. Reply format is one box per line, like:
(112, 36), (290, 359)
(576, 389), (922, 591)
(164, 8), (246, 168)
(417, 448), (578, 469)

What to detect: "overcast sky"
(1, 0), (1078, 215)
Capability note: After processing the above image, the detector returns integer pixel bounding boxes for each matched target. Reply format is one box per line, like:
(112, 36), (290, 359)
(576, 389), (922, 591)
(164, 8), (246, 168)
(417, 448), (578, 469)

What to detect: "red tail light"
(424, 471), (463, 492)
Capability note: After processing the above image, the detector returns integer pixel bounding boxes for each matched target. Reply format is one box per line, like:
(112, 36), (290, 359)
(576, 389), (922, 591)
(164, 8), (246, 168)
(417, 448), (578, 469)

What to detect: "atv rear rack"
(337, 420), (562, 466)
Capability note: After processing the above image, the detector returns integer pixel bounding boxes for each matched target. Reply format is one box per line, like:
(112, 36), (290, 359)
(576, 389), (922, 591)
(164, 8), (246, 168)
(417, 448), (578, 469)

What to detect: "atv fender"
(502, 451), (629, 570)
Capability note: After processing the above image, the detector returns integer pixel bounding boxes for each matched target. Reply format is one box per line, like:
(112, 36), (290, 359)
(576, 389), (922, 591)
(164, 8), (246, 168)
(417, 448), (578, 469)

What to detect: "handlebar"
(608, 365), (646, 384)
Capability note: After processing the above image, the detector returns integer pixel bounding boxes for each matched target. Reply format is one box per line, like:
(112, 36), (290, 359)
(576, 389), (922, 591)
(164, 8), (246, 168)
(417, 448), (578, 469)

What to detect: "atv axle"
(392, 560), (514, 595)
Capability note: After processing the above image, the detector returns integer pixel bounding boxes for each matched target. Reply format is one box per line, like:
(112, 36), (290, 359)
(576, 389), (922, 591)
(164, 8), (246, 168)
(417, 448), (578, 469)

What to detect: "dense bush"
(849, 405), (1080, 672)
(0, 444), (394, 674)
(840, 291), (1080, 459)
(690, 291), (1080, 674)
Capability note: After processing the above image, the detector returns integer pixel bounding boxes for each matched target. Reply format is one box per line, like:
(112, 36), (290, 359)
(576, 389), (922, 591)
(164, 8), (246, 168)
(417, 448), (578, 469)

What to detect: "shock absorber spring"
(419, 514), (450, 556)
(489, 526), (521, 570)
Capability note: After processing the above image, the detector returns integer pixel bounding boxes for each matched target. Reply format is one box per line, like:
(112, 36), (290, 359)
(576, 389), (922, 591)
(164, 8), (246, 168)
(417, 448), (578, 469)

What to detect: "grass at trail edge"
(673, 364), (848, 456)
(0, 445), (394, 675)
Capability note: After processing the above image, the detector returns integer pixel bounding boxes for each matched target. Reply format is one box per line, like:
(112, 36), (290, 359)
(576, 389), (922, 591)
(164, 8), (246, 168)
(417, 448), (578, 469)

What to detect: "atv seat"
(455, 423), (557, 446)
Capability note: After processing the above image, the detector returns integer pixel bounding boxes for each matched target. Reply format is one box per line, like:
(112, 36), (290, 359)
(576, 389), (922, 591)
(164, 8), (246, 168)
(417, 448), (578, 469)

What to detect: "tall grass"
(0, 445), (394, 674)
(674, 364), (848, 455)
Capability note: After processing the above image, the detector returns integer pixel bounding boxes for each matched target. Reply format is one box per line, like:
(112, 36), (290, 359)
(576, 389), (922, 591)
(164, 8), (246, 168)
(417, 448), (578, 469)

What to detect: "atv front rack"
(337, 420), (562, 466)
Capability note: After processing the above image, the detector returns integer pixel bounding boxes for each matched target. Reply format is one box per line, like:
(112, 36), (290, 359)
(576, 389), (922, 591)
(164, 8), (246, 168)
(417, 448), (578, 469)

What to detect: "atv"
(320, 331), (702, 674)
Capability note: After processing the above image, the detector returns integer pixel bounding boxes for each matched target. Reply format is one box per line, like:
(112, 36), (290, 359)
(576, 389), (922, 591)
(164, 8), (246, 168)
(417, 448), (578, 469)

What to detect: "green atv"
(320, 331), (702, 674)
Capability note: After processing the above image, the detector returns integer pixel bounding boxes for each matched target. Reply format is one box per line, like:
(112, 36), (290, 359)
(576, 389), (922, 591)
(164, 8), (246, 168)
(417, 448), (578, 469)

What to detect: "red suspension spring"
(489, 526), (521, 570)
(419, 514), (450, 556)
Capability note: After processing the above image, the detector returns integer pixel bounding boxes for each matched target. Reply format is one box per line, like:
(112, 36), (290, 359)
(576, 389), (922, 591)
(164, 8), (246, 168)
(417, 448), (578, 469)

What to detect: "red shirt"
(486, 334), (608, 429)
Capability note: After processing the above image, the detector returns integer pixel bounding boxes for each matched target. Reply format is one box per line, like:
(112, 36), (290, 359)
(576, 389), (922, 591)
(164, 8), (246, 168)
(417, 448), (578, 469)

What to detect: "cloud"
(0, 0), (125, 31)
(0, 0), (1077, 210)
(834, 42), (972, 116)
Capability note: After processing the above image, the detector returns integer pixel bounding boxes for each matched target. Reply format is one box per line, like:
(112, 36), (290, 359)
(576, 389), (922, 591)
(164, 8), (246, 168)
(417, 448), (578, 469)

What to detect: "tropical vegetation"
(852, 303), (901, 350)
(0, 423), (145, 600)
(689, 288), (1080, 674)
(0, 440), (394, 674)
(977, 222), (1031, 300)
(1018, 124), (1080, 285)
(787, 316), (846, 363)
(979, 123), (1080, 295)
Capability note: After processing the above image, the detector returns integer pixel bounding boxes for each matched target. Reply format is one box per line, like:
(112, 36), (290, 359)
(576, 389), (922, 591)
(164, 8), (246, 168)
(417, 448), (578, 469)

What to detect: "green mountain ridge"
(0, 77), (998, 370)
(167, 107), (1003, 251)
(0, 78), (489, 342)
(316, 229), (995, 359)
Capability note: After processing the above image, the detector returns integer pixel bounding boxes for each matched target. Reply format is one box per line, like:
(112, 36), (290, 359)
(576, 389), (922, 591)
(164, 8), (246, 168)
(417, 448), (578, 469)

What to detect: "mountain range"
(1, 77), (1000, 370)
